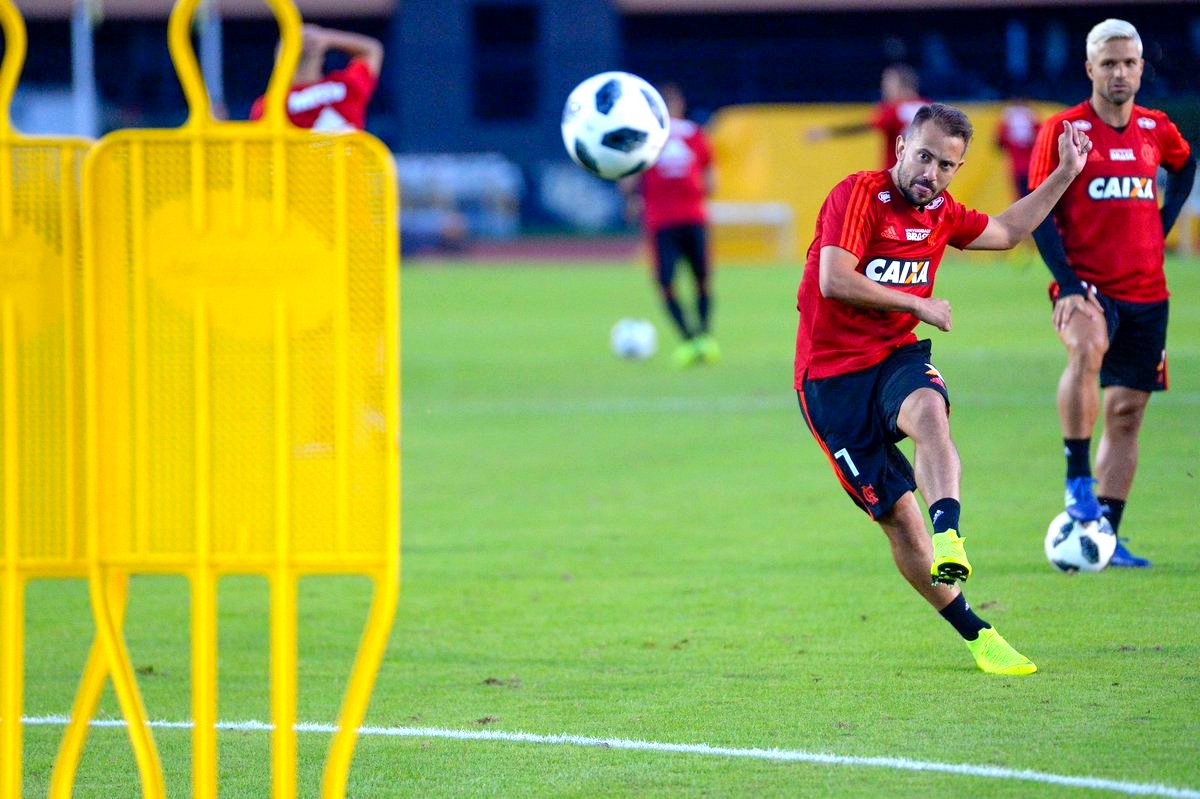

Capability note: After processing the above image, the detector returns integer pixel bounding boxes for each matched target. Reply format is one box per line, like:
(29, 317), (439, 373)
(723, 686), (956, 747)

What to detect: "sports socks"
(1097, 495), (1126, 533)
(928, 498), (960, 534)
(660, 287), (693, 339)
(1064, 438), (1091, 479)
(938, 592), (991, 641)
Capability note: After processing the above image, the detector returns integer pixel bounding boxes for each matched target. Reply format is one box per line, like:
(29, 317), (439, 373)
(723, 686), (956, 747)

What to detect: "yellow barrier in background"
(76, 0), (401, 795)
(708, 102), (1066, 263)
(0, 2), (123, 797)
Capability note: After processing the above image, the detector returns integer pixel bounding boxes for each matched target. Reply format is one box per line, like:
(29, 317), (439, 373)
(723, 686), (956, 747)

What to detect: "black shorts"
(797, 340), (951, 520)
(1050, 283), (1169, 392)
(1098, 297), (1169, 392)
(653, 224), (709, 287)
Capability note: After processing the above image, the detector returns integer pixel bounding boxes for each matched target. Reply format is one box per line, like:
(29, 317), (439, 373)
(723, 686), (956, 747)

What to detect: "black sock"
(662, 294), (692, 339)
(1098, 496), (1126, 533)
(697, 292), (711, 334)
(938, 593), (991, 641)
(1064, 438), (1091, 479)
(928, 498), (960, 534)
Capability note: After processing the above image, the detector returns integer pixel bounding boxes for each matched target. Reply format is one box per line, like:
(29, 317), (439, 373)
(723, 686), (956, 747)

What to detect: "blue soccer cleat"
(1064, 476), (1103, 522)
(1109, 538), (1151, 568)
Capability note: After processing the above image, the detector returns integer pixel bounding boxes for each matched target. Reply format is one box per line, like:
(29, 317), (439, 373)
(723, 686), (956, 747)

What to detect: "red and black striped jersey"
(1029, 101), (1191, 303)
(794, 169), (988, 383)
(640, 118), (712, 233)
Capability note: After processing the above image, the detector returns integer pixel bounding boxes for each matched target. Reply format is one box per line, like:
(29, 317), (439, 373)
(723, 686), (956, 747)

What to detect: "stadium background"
(4, 0), (1199, 259)
(5, 1), (1200, 796)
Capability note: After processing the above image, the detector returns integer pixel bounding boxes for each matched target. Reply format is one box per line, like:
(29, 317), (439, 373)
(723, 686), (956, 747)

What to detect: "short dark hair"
(909, 103), (974, 146)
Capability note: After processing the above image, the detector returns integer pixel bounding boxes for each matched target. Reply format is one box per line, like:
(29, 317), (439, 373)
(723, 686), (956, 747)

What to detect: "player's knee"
(1066, 335), (1107, 371)
(1106, 397), (1147, 436)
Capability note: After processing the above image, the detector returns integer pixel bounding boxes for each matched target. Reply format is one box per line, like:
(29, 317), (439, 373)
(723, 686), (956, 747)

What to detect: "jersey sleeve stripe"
(839, 176), (877, 252)
(838, 179), (864, 251)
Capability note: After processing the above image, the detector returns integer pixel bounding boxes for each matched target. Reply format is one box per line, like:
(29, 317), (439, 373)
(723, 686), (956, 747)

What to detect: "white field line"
(21, 715), (1200, 798)
(407, 392), (1200, 417)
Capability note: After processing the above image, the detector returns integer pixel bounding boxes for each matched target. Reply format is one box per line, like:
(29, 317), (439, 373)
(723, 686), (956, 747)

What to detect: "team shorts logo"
(905, 228), (931, 241)
(924, 363), (946, 388)
(1137, 117), (1157, 129)
(1072, 119), (1092, 131)
(865, 257), (930, 285)
(1109, 148), (1135, 161)
(877, 191), (892, 203)
(1088, 176), (1155, 200)
(926, 196), (945, 210)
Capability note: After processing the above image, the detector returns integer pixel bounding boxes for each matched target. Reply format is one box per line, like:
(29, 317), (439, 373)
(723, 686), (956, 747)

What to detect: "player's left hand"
(1056, 120), (1093, 177)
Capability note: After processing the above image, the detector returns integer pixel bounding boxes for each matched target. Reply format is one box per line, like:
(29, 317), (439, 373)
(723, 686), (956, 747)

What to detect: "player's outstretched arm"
(819, 245), (952, 331)
(806, 122), (873, 142)
(307, 25), (384, 75)
(966, 121), (1092, 250)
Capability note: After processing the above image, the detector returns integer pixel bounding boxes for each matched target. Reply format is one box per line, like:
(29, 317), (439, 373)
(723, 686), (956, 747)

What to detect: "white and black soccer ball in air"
(561, 72), (670, 180)
(610, 318), (657, 360)
(1044, 512), (1117, 573)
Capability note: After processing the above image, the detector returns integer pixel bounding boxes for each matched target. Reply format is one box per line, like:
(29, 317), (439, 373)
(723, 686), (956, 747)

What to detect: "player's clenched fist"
(1056, 120), (1093, 177)
(916, 297), (953, 332)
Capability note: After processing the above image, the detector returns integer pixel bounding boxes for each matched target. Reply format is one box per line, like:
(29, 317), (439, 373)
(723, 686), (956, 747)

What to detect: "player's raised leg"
(1055, 293), (1107, 521)
(895, 385), (971, 585)
(1095, 386), (1152, 567)
(877, 496), (1035, 675)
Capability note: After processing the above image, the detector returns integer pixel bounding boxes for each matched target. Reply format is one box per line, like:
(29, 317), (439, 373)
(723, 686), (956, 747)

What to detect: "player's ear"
(894, 135), (905, 163)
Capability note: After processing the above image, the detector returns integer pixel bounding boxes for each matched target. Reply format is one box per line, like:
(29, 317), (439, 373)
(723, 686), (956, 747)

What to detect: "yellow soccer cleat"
(695, 333), (722, 364)
(673, 339), (703, 368)
(931, 528), (972, 585)
(966, 628), (1037, 675)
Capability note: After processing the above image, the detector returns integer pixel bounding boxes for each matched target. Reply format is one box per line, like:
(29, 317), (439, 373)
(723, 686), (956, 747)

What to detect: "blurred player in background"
(625, 83), (718, 367)
(795, 104), (1092, 674)
(251, 24), (384, 132)
(807, 64), (929, 169)
(996, 99), (1041, 199)
(1029, 19), (1196, 568)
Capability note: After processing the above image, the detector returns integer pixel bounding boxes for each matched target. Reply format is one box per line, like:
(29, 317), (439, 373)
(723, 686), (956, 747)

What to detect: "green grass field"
(18, 253), (1200, 797)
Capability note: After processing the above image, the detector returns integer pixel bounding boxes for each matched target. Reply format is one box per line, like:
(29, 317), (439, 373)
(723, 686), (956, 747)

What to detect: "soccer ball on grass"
(610, 318), (657, 360)
(1044, 511), (1117, 573)
(561, 72), (670, 180)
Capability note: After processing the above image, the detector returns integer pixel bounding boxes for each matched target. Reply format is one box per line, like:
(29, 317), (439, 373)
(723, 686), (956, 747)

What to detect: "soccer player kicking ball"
(794, 104), (1091, 674)
(1030, 19), (1196, 567)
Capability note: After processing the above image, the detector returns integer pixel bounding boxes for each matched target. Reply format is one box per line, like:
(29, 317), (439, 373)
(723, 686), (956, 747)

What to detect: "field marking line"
(21, 715), (1200, 798)
(409, 391), (1200, 416)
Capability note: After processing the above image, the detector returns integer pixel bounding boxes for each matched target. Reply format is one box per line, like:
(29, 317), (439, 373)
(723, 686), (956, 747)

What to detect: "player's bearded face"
(892, 124), (966, 207)
(1087, 39), (1143, 106)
